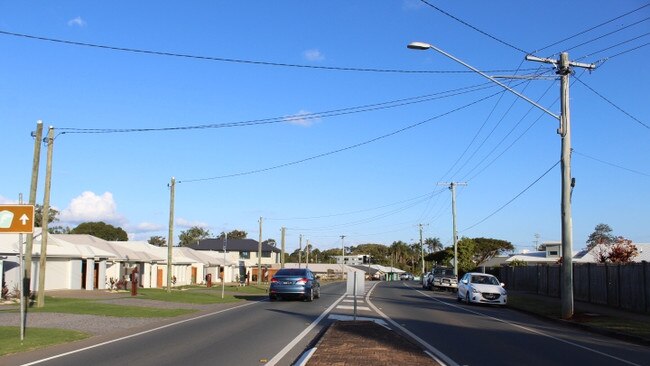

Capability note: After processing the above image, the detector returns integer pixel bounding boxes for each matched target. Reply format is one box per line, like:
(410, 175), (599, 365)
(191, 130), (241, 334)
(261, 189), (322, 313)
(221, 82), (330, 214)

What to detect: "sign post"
(0, 205), (35, 234)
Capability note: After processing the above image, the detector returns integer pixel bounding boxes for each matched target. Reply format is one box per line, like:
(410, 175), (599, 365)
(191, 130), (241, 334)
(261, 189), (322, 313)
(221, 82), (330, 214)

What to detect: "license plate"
(282, 281), (292, 285)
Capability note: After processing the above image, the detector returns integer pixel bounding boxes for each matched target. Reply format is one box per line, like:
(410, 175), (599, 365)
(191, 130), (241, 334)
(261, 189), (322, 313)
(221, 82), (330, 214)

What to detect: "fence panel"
(573, 264), (589, 302)
(548, 265), (561, 297)
(619, 264), (644, 312)
(606, 264), (620, 307)
(589, 264), (608, 305)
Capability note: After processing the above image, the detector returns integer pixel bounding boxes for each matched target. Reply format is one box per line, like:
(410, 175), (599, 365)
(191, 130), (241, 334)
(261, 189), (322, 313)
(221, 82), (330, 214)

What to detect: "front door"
(191, 267), (197, 284)
(157, 268), (163, 288)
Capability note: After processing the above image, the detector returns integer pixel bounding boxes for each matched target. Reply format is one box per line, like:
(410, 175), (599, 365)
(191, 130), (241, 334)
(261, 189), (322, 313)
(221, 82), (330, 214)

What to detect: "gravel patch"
(0, 312), (164, 335)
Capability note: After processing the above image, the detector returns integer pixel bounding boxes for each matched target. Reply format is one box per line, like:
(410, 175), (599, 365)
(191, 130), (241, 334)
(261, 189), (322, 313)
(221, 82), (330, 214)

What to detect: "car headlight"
(471, 287), (480, 293)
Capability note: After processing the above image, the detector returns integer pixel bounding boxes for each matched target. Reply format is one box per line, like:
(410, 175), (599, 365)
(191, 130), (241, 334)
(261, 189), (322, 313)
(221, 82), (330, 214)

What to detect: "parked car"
(399, 273), (414, 281)
(457, 272), (507, 306)
(422, 271), (434, 289)
(431, 267), (458, 291)
(269, 268), (321, 302)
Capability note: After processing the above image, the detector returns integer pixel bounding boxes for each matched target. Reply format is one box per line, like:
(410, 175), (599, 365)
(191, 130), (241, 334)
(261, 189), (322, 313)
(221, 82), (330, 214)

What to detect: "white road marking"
(335, 305), (371, 311)
(328, 314), (389, 327)
(406, 283), (642, 366)
(366, 283), (458, 366)
(342, 299), (365, 303)
(294, 347), (317, 366)
(266, 292), (347, 366)
(21, 299), (263, 366)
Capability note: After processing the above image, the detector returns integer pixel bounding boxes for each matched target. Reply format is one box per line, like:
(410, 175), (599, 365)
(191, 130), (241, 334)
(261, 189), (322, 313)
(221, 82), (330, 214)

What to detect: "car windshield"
(275, 269), (308, 277)
(470, 275), (499, 285)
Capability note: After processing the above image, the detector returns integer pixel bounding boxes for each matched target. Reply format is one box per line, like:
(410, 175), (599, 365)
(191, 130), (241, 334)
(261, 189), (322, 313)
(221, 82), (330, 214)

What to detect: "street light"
(408, 41), (588, 319)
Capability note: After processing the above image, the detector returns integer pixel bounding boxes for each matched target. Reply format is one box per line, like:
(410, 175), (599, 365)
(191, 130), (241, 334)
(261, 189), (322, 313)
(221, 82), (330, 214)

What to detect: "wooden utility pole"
(298, 234), (303, 268)
(306, 239), (310, 269)
(438, 182), (467, 277)
(37, 127), (54, 307)
(526, 52), (595, 319)
(258, 217), (262, 285)
(167, 177), (175, 293)
(24, 121), (42, 306)
(280, 227), (286, 268)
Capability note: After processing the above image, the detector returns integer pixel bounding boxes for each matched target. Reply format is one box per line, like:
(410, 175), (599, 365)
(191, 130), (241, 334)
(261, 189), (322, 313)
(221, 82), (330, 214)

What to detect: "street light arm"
(408, 42), (560, 120)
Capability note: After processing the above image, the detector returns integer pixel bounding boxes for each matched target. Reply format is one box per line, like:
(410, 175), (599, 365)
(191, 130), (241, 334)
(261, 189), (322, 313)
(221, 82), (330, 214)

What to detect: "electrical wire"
(265, 188), (446, 221)
(57, 81), (501, 134)
(563, 16), (650, 53)
(179, 89), (504, 183)
(572, 74), (650, 131)
(460, 160), (560, 232)
(575, 31), (650, 61)
(602, 41), (650, 61)
(573, 150), (650, 177)
(532, 3), (650, 54)
(418, 0), (529, 54)
(0, 30), (540, 75)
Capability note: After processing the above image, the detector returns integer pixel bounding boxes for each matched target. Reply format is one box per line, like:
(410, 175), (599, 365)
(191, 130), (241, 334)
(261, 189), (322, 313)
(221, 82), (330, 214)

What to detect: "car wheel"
(465, 291), (471, 305)
(269, 295), (276, 302)
(315, 287), (321, 299)
(305, 289), (314, 302)
(457, 292), (462, 302)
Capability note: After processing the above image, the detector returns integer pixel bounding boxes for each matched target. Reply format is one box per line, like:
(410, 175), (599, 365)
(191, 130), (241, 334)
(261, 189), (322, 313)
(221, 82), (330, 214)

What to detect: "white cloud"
(0, 195), (18, 204)
(67, 16), (87, 27)
(303, 49), (325, 62)
(60, 191), (125, 225)
(176, 217), (210, 229)
(283, 110), (320, 127)
(131, 222), (164, 233)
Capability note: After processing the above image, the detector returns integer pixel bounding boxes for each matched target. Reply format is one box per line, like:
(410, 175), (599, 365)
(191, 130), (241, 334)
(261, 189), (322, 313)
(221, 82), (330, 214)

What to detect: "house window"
(262, 251), (271, 258)
(549, 250), (558, 256)
(239, 251), (250, 259)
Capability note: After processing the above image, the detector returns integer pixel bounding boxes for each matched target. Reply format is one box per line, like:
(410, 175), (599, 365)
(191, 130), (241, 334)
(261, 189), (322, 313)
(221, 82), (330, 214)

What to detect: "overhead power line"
(418, 0), (529, 54)
(563, 16), (650, 53)
(576, 31), (650, 61)
(532, 3), (650, 54)
(573, 150), (650, 177)
(180, 89), (507, 183)
(461, 160), (560, 232)
(0, 30), (540, 75)
(57, 80), (503, 134)
(603, 41), (650, 61)
(573, 74), (649, 131)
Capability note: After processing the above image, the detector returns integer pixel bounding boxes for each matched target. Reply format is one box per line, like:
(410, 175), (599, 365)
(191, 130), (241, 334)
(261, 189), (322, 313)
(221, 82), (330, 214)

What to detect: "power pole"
(526, 52), (595, 319)
(167, 177), (175, 293)
(298, 234), (303, 268)
(534, 233), (541, 251)
(280, 227), (286, 269)
(340, 235), (346, 280)
(24, 121), (43, 306)
(438, 182), (467, 277)
(37, 126), (54, 308)
(258, 217), (262, 285)
(419, 223), (427, 276)
(306, 239), (310, 268)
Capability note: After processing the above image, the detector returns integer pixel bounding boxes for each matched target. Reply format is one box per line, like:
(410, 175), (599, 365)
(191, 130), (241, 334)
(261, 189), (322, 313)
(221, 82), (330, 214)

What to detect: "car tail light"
(295, 278), (308, 285)
(271, 277), (278, 283)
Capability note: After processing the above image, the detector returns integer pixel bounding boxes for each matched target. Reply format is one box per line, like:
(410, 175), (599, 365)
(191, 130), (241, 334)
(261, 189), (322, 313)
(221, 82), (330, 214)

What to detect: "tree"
(70, 221), (128, 241)
(148, 235), (167, 247)
(586, 223), (615, 250)
(34, 204), (59, 227)
(266, 238), (277, 247)
(472, 237), (514, 266)
(49, 226), (71, 234)
(179, 226), (212, 246)
(424, 237), (443, 253)
(595, 237), (638, 263)
(218, 230), (247, 239)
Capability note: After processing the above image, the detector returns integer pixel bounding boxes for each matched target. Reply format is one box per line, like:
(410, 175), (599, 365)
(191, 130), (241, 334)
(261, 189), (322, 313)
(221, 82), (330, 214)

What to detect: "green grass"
(0, 326), (89, 356)
(508, 294), (650, 341)
(221, 285), (268, 294)
(138, 288), (241, 304)
(28, 297), (193, 317)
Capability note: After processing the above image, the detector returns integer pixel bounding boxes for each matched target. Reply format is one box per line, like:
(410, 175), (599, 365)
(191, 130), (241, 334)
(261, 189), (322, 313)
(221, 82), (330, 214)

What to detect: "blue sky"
(2, 1), (649, 254)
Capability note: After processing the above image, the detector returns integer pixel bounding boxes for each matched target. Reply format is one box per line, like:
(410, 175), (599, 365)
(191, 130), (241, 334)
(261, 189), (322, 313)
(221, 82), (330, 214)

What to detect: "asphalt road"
(8, 282), (348, 366)
(5, 280), (649, 366)
(369, 281), (650, 366)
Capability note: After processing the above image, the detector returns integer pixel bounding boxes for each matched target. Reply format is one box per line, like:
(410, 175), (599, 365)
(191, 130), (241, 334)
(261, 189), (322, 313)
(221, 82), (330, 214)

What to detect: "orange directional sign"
(0, 205), (35, 234)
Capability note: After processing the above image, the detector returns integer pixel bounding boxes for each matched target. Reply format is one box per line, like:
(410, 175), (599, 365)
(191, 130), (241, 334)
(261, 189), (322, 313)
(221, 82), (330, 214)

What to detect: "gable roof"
(189, 238), (281, 253)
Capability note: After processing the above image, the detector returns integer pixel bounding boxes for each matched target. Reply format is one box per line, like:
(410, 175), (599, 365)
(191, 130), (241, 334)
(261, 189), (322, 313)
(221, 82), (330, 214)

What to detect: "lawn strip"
(0, 326), (89, 356)
(29, 297), (193, 317)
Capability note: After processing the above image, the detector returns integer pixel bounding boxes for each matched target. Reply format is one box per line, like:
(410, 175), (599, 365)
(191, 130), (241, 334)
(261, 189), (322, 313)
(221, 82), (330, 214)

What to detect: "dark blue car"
(269, 268), (321, 301)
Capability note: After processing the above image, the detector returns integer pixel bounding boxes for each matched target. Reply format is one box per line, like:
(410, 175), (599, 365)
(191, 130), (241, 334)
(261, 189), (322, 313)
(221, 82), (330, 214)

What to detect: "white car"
(457, 272), (507, 306)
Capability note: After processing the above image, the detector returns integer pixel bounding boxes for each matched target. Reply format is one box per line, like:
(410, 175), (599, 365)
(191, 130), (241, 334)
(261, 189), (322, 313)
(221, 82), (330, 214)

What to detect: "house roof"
(279, 263), (352, 273)
(51, 235), (162, 262)
(177, 247), (237, 266)
(189, 238), (281, 253)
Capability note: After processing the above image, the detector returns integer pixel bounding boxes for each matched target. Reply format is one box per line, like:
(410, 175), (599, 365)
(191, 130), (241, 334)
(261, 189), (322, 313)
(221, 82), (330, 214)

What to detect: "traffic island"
(305, 320), (440, 366)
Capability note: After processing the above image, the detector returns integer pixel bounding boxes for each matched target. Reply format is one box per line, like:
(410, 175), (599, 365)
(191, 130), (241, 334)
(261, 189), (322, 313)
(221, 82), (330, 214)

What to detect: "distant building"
(332, 254), (370, 266)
